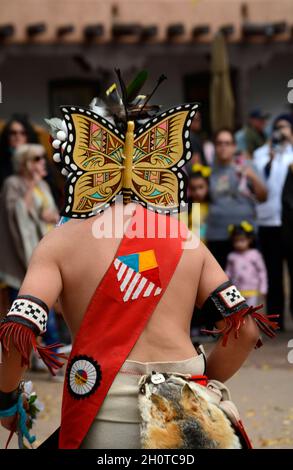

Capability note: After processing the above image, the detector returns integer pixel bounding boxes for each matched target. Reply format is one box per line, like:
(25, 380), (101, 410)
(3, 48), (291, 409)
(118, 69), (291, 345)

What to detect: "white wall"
(0, 46), (292, 127)
(0, 48), (209, 123)
(0, 55), (95, 124)
(248, 53), (293, 124)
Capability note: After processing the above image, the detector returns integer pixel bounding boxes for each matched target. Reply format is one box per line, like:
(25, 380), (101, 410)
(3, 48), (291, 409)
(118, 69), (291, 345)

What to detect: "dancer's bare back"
(18, 203), (259, 373)
(0, 204), (260, 418)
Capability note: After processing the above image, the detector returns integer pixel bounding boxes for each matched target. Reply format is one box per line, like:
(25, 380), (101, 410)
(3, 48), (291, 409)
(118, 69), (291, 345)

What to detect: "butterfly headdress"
(47, 70), (199, 218)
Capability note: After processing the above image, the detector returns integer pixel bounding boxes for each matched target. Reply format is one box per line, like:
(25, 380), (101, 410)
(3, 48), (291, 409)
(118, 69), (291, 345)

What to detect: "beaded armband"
(200, 281), (279, 348)
(4, 295), (49, 334)
(0, 295), (66, 375)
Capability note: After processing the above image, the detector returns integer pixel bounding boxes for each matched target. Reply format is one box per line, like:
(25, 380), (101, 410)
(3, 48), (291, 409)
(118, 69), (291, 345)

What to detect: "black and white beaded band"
(200, 281), (248, 326)
(4, 295), (49, 335)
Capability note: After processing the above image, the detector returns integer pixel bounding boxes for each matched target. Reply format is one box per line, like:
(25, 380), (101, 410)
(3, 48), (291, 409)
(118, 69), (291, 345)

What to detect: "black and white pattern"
(7, 298), (48, 333)
(67, 355), (102, 400)
(218, 285), (245, 309)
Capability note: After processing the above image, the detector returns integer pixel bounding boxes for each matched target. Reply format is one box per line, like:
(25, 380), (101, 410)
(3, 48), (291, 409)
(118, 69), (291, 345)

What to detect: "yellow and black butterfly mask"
(59, 103), (199, 218)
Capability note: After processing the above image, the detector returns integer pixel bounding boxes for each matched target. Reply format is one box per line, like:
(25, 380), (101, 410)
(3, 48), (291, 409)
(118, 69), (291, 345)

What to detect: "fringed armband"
(0, 295), (67, 375)
(199, 281), (279, 348)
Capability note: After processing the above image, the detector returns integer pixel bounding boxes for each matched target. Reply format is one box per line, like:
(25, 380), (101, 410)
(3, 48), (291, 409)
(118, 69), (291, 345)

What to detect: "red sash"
(59, 205), (187, 448)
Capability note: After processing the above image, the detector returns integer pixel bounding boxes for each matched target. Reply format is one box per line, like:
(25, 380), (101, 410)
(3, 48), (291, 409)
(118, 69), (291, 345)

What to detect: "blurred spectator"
(0, 143), (59, 300)
(190, 112), (206, 165)
(282, 163), (293, 321)
(235, 108), (269, 157)
(225, 222), (267, 307)
(188, 164), (211, 244)
(254, 114), (293, 330)
(0, 114), (39, 188)
(187, 112), (214, 171)
(206, 128), (267, 268)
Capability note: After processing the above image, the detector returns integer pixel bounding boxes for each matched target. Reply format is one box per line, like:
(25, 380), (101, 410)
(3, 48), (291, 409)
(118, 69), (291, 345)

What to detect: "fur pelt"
(138, 372), (242, 449)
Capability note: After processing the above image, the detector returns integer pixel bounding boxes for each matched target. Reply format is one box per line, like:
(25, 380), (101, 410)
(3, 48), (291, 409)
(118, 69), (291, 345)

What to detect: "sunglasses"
(9, 130), (27, 136)
(215, 140), (234, 146)
(275, 124), (290, 130)
(31, 155), (45, 162)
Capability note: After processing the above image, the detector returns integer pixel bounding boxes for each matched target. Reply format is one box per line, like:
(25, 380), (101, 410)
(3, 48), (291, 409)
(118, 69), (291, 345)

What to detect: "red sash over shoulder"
(59, 205), (188, 448)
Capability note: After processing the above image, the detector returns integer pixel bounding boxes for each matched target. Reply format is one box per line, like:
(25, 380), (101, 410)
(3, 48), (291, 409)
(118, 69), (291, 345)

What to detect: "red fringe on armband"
(0, 322), (67, 375)
(201, 305), (279, 348)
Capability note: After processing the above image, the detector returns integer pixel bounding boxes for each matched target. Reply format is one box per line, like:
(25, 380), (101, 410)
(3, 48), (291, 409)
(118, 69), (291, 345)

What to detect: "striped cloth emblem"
(114, 250), (162, 302)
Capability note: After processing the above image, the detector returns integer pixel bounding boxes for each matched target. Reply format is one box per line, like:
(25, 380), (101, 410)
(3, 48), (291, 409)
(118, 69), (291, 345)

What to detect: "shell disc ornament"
(67, 355), (102, 399)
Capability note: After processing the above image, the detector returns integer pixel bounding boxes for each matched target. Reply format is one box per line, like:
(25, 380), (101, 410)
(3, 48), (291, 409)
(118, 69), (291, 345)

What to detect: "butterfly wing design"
(60, 107), (125, 218)
(59, 103), (199, 218)
(131, 103), (199, 213)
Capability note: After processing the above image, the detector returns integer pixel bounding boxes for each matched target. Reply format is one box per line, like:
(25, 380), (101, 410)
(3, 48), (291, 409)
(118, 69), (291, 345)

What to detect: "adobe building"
(0, 0), (293, 130)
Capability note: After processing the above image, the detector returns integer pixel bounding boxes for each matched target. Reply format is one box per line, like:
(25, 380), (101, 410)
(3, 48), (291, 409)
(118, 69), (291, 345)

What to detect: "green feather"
(126, 70), (148, 103)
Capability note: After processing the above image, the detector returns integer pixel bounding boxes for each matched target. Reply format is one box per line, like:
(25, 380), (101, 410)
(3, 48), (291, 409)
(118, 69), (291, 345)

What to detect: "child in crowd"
(225, 221), (268, 307)
(188, 163), (211, 244)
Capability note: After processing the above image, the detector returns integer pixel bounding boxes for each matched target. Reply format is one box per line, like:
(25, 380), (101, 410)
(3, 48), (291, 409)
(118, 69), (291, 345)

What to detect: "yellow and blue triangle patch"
(118, 249), (158, 274)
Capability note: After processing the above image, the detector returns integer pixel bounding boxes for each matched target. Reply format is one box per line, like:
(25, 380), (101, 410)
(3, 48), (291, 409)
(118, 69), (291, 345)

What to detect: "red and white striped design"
(114, 258), (162, 302)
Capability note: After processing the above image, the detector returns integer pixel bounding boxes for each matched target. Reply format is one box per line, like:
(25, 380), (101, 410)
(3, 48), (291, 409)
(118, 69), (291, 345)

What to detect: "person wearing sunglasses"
(0, 115), (39, 189)
(0, 143), (59, 302)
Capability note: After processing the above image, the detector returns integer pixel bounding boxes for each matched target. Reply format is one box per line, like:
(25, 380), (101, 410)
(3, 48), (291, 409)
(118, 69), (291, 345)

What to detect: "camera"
(271, 129), (286, 147)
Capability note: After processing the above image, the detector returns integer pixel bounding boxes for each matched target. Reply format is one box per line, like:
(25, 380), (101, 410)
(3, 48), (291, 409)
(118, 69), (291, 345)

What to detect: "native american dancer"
(0, 71), (278, 449)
